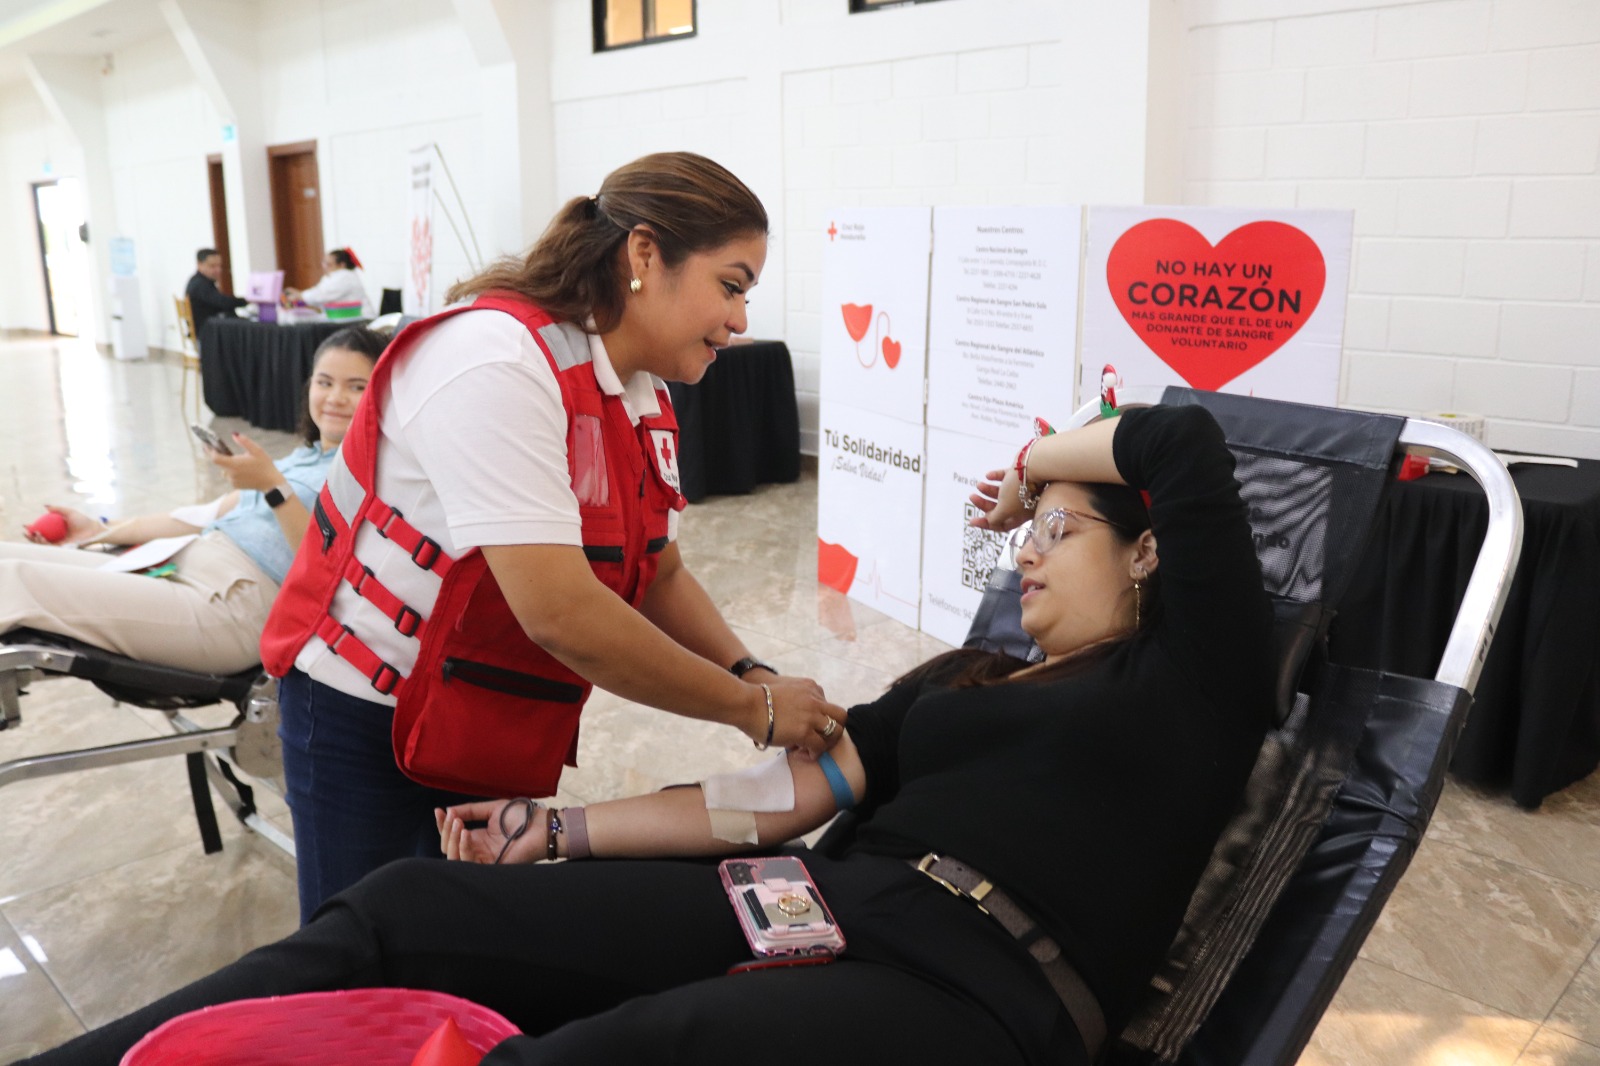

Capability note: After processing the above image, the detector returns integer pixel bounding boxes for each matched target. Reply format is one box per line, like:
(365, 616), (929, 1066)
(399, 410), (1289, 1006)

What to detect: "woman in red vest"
(260, 152), (847, 922)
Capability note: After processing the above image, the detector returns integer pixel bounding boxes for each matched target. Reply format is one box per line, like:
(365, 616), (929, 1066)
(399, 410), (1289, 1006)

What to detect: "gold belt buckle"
(916, 853), (990, 915)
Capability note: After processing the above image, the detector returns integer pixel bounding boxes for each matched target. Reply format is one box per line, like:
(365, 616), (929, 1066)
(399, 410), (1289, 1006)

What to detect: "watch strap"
(729, 656), (777, 678)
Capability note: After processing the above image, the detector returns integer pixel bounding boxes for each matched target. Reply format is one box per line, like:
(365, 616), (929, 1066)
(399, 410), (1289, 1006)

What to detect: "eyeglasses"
(1009, 507), (1124, 559)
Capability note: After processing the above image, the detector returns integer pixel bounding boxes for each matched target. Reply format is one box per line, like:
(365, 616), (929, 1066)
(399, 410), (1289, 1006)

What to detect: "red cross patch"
(650, 430), (681, 492)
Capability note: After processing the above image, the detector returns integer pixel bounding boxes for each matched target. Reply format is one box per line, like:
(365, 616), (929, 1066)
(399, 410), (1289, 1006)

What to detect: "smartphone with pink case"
(718, 856), (845, 961)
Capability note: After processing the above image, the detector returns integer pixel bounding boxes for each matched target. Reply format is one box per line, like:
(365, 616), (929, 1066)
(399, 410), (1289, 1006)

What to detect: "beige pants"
(0, 531), (278, 674)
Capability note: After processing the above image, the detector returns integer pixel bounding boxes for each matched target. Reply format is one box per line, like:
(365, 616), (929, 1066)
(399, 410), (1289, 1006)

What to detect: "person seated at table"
(284, 247), (373, 316)
(22, 403), (1275, 1066)
(0, 328), (384, 675)
(184, 248), (249, 337)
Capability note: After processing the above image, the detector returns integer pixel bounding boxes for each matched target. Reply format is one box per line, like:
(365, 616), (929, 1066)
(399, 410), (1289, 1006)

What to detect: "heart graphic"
(1106, 220), (1325, 391)
(841, 303), (873, 344)
(817, 538), (859, 594)
(881, 337), (902, 369)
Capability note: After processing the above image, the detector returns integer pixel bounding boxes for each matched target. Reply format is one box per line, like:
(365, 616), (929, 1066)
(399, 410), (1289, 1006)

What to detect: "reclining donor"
(0, 328), (383, 674)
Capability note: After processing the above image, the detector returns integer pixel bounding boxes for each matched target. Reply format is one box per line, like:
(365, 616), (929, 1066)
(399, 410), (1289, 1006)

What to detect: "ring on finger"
(821, 718), (837, 738)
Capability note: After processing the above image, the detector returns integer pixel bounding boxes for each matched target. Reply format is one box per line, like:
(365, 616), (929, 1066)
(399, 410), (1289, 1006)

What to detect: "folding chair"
(0, 630), (294, 859)
(174, 294), (202, 424)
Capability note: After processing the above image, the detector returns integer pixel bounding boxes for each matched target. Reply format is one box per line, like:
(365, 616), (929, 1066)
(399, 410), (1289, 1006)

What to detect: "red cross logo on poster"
(650, 430), (680, 492)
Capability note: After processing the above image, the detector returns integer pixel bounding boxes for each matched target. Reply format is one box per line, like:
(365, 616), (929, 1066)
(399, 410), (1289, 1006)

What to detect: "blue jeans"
(278, 668), (480, 924)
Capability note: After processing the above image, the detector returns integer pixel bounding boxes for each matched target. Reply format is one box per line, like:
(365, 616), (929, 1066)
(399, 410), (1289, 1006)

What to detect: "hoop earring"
(629, 277), (642, 294)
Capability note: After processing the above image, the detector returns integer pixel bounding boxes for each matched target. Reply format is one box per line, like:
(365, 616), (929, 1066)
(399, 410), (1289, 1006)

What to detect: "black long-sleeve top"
(185, 271), (249, 333)
(842, 404), (1275, 1030)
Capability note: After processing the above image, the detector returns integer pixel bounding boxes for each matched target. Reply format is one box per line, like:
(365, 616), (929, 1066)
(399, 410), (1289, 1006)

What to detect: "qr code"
(960, 501), (1007, 592)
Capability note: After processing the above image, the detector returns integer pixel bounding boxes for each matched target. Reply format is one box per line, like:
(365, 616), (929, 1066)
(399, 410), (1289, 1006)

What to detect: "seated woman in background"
(283, 247), (373, 317)
(0, 327), (384, 675)
(23, 403), (1273, 1066)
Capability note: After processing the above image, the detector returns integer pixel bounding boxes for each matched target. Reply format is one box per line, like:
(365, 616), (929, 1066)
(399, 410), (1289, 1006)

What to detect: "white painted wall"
(548, 0), (1156, 452)
(6, 0), (1597, 458)
(0, 86), (75, 332)
(1175, 0), (1600, 457)
(102, 33), (222, 353)
(257, 0), (491, 308)
(0, 0), (509, 349)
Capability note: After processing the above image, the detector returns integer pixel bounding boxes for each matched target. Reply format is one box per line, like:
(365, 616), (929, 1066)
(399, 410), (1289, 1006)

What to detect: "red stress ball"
(26, 511), (69, 543)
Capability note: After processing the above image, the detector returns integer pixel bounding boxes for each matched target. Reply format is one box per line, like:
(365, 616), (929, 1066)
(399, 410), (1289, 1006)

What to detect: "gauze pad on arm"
(701, 752), (795, 844)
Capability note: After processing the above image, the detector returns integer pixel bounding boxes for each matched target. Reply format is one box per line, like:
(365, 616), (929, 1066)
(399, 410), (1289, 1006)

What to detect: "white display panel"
(819, 207), (934, 427)
(927, 205), (1082, 440)
(918, 426), (1015, 648)
(816, 401), (927, 629)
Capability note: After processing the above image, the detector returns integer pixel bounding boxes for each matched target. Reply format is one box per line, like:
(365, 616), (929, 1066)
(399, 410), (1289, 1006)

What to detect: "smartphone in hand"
(190, 423), (235, 455)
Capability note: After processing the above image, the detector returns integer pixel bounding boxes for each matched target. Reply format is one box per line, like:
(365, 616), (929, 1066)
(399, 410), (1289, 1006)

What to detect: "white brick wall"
(1181, 0), (1600, 456)
(782, 43), (1075, 452)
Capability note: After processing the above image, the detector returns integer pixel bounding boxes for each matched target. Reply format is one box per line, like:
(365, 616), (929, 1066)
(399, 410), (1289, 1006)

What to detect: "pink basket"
(120, 988), (521, 1065)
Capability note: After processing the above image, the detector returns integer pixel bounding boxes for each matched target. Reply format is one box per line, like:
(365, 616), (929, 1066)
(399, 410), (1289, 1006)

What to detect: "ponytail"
(446, 152), (768, 331)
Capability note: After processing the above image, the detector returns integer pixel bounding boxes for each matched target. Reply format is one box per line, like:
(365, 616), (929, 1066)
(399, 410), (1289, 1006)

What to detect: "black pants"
(25, 853), (1086, 1066)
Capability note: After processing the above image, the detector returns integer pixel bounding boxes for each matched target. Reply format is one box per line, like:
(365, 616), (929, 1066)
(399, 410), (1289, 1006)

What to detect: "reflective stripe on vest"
(324, 454), (364, 525)
(535, 321), (593, 371)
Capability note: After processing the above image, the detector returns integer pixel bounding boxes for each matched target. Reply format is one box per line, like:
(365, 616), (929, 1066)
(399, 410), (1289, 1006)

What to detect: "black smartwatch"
(263, 486), (289, 509)
(729, 657), (777, 678)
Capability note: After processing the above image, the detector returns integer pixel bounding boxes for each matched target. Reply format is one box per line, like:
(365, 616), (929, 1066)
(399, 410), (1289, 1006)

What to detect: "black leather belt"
(912, 853), (1107, 1061)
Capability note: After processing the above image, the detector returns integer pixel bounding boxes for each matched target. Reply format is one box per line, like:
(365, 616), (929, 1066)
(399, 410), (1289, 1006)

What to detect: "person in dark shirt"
(184, 247), (248, 337)
(24, 405), (1274, 1066)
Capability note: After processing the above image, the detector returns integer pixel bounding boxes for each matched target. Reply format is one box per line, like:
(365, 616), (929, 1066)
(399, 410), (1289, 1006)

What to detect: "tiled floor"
(1, 336), (1597, 1063)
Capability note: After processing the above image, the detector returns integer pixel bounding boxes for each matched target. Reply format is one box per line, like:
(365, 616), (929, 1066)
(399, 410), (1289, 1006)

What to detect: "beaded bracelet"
(1015, 438), (1042, 510)
(545, 807), (561, 861)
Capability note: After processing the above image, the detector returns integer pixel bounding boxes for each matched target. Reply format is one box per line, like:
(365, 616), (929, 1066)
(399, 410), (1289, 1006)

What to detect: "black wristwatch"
(263, 486), (289, 509)
(729, 657), (777, 678)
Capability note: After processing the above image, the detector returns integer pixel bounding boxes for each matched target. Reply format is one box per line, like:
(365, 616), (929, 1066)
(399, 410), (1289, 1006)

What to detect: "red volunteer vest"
(260, 293), (686, 796)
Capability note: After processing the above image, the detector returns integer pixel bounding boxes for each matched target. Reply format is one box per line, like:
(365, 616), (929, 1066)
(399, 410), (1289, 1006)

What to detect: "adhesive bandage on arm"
(701, 752), (796, 844)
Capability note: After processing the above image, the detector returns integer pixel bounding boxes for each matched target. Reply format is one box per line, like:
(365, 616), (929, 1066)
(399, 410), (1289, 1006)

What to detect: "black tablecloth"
(200, 317), (370, 432)
(666, 340), (801, 503)
(1330, 458), (1600, 808)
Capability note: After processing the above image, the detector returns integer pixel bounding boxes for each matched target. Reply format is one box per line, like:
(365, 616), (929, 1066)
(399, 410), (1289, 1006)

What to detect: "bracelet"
(753, 683), (776, 751)
(545, 807), (561, 861)
(561, 806), (590, 860)
(729, 656), (777, 678)
(1015, 439), (1041, 510)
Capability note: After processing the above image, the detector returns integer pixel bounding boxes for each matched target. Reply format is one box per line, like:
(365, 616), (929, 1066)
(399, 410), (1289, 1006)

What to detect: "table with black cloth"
(200, 316), (370, 432)
(665, 340), (801, 503)
(1329, 458), (1600, 809)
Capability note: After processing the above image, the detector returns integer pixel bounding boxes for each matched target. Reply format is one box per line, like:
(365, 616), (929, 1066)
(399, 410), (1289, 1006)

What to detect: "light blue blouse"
(206, 444), (337, 583)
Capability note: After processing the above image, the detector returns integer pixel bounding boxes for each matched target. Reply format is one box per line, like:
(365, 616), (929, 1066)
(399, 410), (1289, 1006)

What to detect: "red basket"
(119, 988), (521, 1065)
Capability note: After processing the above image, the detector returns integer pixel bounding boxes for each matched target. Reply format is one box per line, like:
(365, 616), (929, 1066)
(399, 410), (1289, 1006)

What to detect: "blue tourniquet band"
(817, 751), (855, 811)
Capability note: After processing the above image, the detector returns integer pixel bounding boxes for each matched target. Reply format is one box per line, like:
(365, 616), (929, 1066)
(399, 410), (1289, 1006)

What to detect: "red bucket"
(119, 988), (520, 1066)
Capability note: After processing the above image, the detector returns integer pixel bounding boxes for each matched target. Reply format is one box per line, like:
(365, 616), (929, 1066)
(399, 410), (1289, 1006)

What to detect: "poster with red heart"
(1079, 206), (1352, 407)
(820, 207), (933, 427)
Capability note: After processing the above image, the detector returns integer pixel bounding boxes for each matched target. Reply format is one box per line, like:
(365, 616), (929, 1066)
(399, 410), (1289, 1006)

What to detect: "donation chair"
(822, 387), (1521, 1066)
(0, 630), (294, 859)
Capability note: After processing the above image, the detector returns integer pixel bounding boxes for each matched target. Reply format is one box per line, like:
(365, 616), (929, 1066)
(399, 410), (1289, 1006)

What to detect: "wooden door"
(206, 154), (233, 294)
(268, 142), (324, 290)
